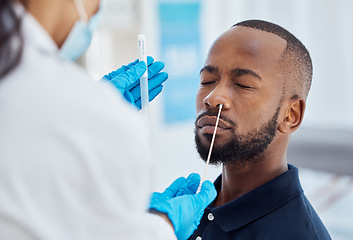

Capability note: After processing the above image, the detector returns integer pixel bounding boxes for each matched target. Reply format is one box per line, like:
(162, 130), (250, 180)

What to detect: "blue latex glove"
(174, 173), (201, 197)
(101, 56), (168, 109)
(149, 173), (217, 240)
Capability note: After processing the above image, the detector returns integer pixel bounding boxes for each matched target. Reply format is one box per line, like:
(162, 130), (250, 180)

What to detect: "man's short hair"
(233, 20), (313, 99)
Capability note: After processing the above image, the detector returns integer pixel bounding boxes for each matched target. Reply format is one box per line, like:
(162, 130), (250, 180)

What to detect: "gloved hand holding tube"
(101, 56), (168, 109)
(149, 173), (217, 240)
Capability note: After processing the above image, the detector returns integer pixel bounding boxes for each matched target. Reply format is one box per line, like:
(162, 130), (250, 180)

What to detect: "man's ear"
(278, 97), (306, 134)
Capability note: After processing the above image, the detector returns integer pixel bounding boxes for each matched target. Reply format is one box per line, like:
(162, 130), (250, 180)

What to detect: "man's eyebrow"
(200, 65), (219, 75)
(231, 68), (262, 80)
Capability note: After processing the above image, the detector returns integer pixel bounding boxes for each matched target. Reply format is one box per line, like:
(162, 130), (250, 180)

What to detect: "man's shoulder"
(259, 193), (332, 239)
(203, 193), (331, 240)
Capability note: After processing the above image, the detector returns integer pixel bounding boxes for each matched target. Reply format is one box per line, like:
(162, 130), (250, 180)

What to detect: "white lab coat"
(0, 8), (176, 240)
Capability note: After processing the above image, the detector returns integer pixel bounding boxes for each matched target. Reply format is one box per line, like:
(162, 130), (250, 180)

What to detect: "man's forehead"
(205, 26), (287, 70)
(230, 26), (287, 45)
(211, 26), (287, 57)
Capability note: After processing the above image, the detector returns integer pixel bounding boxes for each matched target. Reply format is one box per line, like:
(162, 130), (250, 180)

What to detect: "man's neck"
(214, 159), (288, 207)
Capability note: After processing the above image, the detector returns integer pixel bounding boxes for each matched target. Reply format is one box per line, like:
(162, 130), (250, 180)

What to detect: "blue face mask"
(59, 0), (103, 61)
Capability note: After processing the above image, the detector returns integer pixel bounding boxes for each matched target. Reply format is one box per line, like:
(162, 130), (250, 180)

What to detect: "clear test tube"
(138, 34), (149, 113)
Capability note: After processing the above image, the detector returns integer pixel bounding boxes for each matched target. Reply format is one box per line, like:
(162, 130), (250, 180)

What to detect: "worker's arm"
(149, 210), (174, 230)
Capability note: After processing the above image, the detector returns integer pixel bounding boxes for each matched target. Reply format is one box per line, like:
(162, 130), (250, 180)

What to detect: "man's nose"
(203, 81), (231, 110)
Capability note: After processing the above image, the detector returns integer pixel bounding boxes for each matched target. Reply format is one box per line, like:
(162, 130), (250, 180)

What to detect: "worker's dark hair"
(0, 0), (28, 80)
(233, 20), (313, 99)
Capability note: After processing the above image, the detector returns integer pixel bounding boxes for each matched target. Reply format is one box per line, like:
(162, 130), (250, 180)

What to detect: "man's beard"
(194, 106), (281, 166)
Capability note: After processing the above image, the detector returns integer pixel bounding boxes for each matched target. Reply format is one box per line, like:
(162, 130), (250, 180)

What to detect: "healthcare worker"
(0, 0), (217, 240)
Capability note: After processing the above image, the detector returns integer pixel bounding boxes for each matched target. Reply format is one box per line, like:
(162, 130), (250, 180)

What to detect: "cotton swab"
(199, 104), (223, 190)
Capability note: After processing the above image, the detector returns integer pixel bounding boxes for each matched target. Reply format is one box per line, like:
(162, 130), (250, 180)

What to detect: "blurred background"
(82, 0), (353, 239)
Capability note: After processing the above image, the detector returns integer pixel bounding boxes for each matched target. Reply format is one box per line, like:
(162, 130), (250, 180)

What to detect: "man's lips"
(197, 115), (233, 133)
